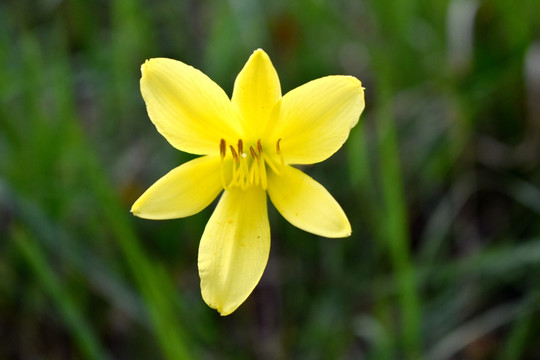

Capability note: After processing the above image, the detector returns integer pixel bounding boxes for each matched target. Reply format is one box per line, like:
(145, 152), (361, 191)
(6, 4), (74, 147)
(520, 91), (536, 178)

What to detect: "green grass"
(1, 0), (540, 358)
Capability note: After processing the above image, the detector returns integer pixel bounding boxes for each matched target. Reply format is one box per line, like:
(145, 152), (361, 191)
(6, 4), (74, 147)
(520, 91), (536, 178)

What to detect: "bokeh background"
(2, 0), (540, 359)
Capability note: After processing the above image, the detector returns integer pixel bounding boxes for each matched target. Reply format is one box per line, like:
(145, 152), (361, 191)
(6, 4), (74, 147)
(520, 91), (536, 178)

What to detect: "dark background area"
(1, 0), (540, 358)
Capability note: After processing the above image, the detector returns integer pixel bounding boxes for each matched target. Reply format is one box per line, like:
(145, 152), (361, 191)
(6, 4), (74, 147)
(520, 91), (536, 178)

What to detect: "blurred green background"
(2, 0), (540, 359)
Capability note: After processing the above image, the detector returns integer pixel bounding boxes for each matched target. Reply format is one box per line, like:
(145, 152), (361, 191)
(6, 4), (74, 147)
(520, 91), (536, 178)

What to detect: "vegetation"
(1, 0), (540, 358)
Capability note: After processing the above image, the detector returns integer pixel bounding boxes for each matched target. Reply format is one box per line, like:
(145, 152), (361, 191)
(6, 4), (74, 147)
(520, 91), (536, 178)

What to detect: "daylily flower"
(131, 49), (365, 315)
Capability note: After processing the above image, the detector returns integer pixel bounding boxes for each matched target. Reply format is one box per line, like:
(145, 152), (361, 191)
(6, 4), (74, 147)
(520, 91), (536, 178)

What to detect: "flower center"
(219, 138), (284, 190)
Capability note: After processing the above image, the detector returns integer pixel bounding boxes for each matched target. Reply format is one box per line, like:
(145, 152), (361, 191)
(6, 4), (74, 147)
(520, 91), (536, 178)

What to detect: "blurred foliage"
(1, 0), (540, 359)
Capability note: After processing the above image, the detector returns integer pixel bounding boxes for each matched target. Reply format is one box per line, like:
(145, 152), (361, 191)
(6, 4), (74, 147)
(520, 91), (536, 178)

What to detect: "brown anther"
(249, 146), (258, 159)
(276, 138), (282, 154)
(257, 139), (263, 154)
(229, 145), (239, 162)
(237, 139), (244, 154)
(219, 139), (226, 158)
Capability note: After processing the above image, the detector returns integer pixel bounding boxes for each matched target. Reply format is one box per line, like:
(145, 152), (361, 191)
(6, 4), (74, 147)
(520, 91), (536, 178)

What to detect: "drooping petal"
(141, 58), (242, 155)
(270, 76), (364, 165)
(131, 156), (222, 219)
(267, 165), (351, 238)
(231, 49), (281, 139)
(198, 187), (269, 315)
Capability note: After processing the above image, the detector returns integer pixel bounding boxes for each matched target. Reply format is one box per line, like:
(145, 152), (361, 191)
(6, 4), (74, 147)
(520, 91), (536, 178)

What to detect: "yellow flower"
(131, 49), (365, 315)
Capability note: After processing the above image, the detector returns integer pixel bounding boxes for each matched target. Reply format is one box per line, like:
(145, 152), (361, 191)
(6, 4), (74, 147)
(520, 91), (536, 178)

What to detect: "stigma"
(219, 138), (284, 190)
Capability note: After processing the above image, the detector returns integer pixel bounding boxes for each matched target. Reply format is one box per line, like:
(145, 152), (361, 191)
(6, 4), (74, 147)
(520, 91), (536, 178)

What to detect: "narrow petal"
(271, 76), (364, 165)
(131, 156), (222, 219)
(231, 49), (281, 139)
(267, 165), (351, 238)
(198, 187), (269, 315)
(141, 58), (242, 155)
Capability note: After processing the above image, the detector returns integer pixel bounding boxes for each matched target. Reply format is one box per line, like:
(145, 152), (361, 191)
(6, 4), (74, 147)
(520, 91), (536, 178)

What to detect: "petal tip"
(140, 59), (152, 75)
(140, 58), (167, 77)
(130, 198), (145, 218)
(332, 226), (352, 238)
(253, 48), (268, 55)
(342, 222), (353, 238)
(250, 48), (270, 62)
(130, 204), (140, 217)
(203, 296), (237, 316)
(346, 75), (363, 89)
(218, 308), (234, 316)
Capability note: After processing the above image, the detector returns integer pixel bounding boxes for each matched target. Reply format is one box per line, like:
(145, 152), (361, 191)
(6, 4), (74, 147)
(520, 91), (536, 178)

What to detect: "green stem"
(375, 70), (422, 358)
(83, 152), (193, 360)
(15, 231), (110, 360)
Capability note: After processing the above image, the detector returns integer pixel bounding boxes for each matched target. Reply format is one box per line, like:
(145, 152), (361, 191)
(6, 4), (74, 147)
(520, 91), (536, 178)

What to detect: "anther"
(237, 139), (244, 155)
(229, 145), (239, 162)
(257, 139), (263, 154)
(219, 139), (226, 158)
(276, 138), (282, 154)
(249, 146), (258, 159)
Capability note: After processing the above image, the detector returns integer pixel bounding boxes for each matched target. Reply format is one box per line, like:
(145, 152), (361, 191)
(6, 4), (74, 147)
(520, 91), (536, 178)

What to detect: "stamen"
(259, 156), (267, 190)
(230, 161), (239, 186)
(249, 160), (258, 185)
(237, 139), (244, 155)
(229, 145), (239, 162)
(249, 146), (258, 159)
(241, 156), (249, 190)
(219, 139), (228, 190)
(220, 158), (228, 190)
(218, 138), (272, 190)
(276, 138), (285, 169)
(219, 139), (226, 158)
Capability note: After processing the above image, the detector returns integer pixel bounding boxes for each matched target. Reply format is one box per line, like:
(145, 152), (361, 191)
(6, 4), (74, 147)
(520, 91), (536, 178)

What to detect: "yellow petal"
(271, 76), (364, 165)
(267, 165), (351, 238)
(231, 49), (281, 139)
(131, 156), (222, 219)
(198, 187), (269, 315)
(141, 58), (242, 155)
